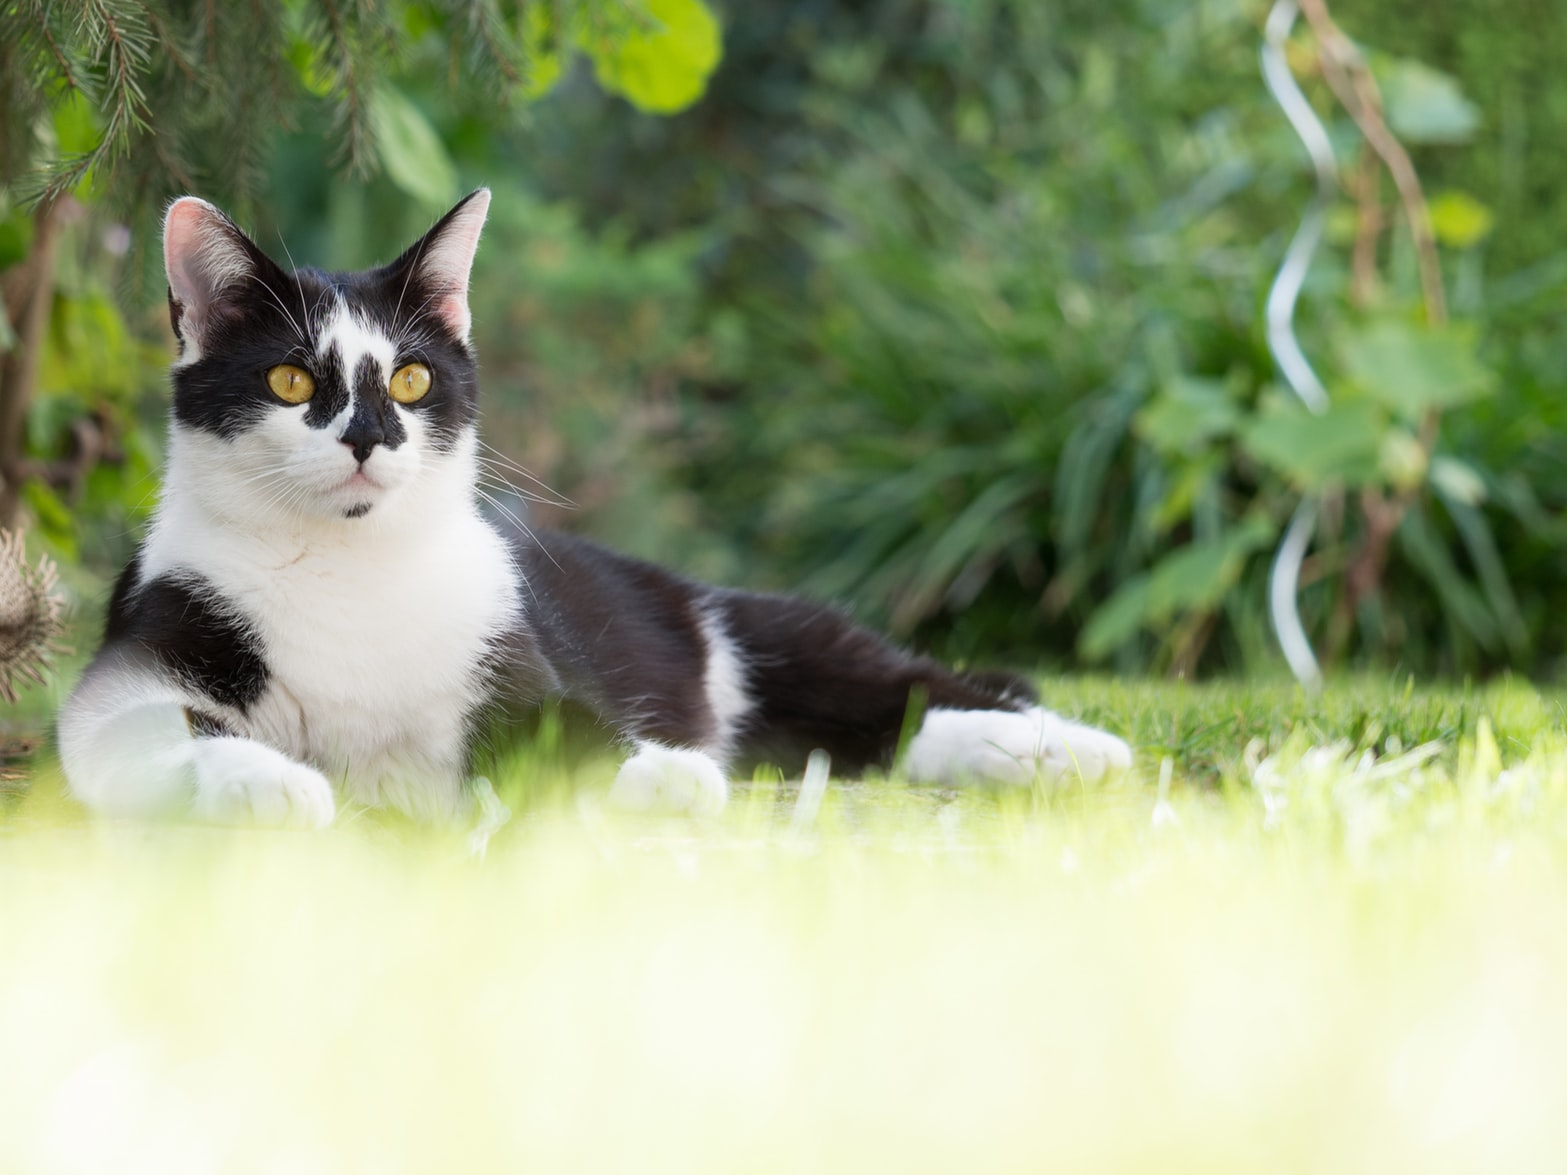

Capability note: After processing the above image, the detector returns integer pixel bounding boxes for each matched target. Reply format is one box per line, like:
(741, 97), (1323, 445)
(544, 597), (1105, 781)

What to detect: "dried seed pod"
(0, 528), (65, 704)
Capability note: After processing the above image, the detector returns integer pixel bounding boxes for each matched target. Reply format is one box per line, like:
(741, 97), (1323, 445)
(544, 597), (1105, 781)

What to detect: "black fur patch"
(183, 706), (237, 738)
(503, 525), (1037, 774)
(105, 555), (269, 712)
(715, 589), (1035, 774)
(338, 354), (408, 461)
(516, 531), (717, 749)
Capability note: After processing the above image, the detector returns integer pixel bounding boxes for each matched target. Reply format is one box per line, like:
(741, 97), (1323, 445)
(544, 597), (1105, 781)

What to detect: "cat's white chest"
(146, 506), (519, 814)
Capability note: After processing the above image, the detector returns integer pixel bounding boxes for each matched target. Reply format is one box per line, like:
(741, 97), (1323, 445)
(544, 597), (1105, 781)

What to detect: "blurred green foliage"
(485, 0), (1567, 677)
(11, 0), (1567, 682)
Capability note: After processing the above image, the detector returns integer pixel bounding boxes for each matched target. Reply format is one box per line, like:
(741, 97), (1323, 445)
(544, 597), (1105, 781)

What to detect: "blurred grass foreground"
(6, 677), (1567, 1172)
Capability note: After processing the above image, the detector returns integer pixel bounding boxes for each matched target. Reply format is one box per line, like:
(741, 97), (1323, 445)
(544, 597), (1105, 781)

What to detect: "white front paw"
(609, 744), (728, 816)
(906, 706), (1132, 786)
(191, 737), (336, 829)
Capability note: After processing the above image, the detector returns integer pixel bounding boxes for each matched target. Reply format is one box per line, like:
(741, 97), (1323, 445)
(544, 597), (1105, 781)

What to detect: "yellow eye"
(266, 364), (316, 404)
(389, 363), (432, 404)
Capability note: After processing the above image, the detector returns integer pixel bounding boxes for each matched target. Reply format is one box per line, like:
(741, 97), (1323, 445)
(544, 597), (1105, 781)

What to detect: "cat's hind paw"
(905, 706), (1132, 787)
(608, 744), (728, 816)
(191, 737), (337, 829)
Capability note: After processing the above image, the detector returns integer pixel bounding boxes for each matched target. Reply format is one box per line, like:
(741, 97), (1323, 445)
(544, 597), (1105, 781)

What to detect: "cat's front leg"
(60, 658), (335, 828)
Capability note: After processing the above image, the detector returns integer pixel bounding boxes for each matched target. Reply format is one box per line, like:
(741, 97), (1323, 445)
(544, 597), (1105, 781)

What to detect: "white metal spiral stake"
(1260, 0), (1337, 689)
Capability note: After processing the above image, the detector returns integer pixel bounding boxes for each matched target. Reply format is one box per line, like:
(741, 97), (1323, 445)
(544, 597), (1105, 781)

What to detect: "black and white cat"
(59, 190), (1132, 826)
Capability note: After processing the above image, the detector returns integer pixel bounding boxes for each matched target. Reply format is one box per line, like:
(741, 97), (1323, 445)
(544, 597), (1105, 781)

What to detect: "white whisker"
(475, 486), (562, 575)
(274, 231), (314, 346)
(476, 441), (573, 505)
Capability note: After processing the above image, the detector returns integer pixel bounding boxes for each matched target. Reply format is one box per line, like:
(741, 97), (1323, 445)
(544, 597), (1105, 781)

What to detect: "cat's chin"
(320, 466), (398, 520)
(326, 484), (392, 522)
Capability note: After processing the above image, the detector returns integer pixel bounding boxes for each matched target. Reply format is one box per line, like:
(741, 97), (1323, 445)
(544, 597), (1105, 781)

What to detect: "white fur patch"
(699, 609), (752, 759)
(58, 677), (203, 817)
(317, 298), (396, 390)
(905, 706), (1133, 786)
(609, 744), (729, 816)
(58, 672), (332, 828)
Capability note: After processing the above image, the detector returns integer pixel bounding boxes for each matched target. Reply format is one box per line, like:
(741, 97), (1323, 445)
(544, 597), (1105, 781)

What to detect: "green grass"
(4, 675), (1567, 1172)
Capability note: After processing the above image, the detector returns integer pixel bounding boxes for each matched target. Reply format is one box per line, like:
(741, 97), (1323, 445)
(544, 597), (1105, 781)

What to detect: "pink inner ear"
(163, 197), (254, 354)
(416, 190), (489, 343)
(164, 201), (206, 297)
(433, 292), (473, 341)
(434, 214), (485, 279)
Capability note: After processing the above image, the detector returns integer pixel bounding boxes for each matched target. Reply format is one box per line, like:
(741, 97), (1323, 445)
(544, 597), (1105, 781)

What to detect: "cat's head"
(162, 190), (490, 525)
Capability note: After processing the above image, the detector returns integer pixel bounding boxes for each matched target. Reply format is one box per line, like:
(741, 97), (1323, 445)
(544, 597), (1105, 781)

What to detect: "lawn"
(3, 674), (1566, 1173)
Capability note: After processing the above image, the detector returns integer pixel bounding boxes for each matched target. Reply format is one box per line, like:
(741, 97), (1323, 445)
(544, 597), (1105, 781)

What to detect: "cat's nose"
(339, 415), (385, 464)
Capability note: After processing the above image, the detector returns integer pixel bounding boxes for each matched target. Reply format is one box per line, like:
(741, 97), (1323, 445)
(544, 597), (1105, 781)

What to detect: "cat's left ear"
(388, 189), (490, 345)
(164, 197), (287, 362)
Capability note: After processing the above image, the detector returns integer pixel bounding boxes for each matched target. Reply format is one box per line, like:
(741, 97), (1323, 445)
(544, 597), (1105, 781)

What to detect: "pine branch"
(317, 0), (376, 175)
(2, 0), (664, 222)
(29, 0), (157, 204)
(32, 1), (86, 94)
(80, 0), (155, 152)
(139, 2), (200, 87)
(464, 0), (523, 90)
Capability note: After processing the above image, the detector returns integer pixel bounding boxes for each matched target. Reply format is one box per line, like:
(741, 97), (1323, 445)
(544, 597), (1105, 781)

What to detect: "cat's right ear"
(163, 197), (276, 363)
(386, 188), (491, 346)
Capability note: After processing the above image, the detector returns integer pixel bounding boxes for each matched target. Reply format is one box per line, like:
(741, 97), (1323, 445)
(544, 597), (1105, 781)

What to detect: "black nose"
(339, 415), (385, 464)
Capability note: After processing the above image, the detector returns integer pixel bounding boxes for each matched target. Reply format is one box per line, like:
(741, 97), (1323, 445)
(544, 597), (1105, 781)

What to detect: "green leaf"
(1376, 58), (1481, 145)
(1428, 190), (1494, 250)
(1440, 492), (1526, 655)
(1145, 515), (1275, 617)
(369, 87), (460, 208)
(589, 0), (722, 114)
(1080, 516), (1275, 660)
(1398, 503), (1498, 651)
(1079, 578), (1152, 661)
(1338, 321), (1494, 420)
(1135, 375), (1240, 455)
(1240, 400), (1385, 488)
(1149, 456), (1221, 534)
